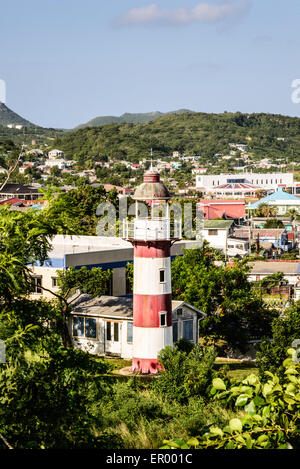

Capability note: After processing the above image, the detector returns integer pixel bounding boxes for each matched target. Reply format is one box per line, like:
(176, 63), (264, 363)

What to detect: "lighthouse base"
(131, 358), (164, 375)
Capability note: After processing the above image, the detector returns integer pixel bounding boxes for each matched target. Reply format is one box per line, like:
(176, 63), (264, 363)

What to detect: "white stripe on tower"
(133, 257), (171, 295)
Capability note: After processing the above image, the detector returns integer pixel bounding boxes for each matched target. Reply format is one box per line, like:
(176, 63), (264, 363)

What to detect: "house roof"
(0, 183), (40, 195)
(234, 228), (285, 239)
(203, 220), (234, 229)
(247, 187), (300, 210)
(250, 261), (300, 275)
(71, 295), (205, 319)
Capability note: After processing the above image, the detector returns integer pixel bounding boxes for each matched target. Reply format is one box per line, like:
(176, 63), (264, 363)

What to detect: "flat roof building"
(29, 235), (202, 300)
(196, 173), (295, 197)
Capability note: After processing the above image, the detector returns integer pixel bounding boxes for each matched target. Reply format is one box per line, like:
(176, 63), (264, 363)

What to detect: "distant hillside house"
(7, 123), (23, 130)
(48, 149), (65, 159)
(69, 295), (206, 359)
(0, 183), (40, 201)
(44, 159), (67, 170)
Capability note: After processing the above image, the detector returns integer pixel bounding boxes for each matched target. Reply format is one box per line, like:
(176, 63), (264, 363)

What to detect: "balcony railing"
(123, 217), (182, 241)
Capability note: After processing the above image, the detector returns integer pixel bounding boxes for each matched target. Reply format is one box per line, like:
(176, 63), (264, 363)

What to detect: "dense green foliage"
(43, 185), (120, 235)
(154, 344), (217, 403)
(0, 206), (55, 301)
(162, 348), (300, 449)
(256, 302), (300, 379)
(53, 112), (300, 164)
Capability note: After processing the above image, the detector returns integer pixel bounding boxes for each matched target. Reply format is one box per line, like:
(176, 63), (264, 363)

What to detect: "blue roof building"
(247, 187), (300, 215)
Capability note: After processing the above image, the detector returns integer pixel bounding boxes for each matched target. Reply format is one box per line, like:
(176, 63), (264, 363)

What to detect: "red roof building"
(197, 199), (246, 220)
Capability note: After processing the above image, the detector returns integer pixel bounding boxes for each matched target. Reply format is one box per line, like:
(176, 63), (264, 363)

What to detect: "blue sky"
(1, 0), (300, 128)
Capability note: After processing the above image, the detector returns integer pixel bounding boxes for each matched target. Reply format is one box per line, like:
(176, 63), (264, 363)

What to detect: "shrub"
(256, 301), (300, 380)
(154, 344), (217, 403)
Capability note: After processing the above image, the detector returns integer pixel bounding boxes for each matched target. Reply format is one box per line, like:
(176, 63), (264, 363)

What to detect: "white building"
(43, 159), (67, 170)
(248, 261), (300, 287)
(196, 173), (295, 195)
(48, 149), (65, 159)
(7, 124), (23, 130)
(229, 143), (249, 152)
(199, 220), (249, 258)
(69, 295), (205, 359)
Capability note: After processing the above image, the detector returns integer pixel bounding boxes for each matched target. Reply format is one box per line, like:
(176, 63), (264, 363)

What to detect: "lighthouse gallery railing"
(123, 218), (182, 241)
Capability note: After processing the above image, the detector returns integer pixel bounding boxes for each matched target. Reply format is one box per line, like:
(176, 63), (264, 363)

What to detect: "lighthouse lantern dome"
(133, 168), (170, 201)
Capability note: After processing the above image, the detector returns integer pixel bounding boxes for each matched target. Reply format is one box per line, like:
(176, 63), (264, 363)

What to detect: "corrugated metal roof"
(247, 188), (300, 209)
(203, 220), (234, 229)
(250, 261), (300, 275)
(71, 295), (205, 319)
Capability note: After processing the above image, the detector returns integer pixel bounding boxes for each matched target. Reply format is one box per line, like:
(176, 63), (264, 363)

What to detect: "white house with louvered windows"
(69, 295), (205, 359)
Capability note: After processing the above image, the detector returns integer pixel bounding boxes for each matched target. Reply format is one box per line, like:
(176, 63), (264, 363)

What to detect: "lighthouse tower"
(123, 166), (181, 374)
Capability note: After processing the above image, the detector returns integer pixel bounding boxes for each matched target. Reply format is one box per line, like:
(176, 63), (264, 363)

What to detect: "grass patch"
(99, 356), (259, 382)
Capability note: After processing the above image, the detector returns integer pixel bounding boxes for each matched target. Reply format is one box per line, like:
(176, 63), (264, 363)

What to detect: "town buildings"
(198, 220), (250, 258)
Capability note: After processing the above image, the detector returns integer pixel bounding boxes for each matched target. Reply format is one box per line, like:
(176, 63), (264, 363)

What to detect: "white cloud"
(116, 1), (251, 26)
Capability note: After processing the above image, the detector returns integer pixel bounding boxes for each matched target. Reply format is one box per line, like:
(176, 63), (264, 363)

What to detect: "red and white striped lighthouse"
(123, 166), (181, 374)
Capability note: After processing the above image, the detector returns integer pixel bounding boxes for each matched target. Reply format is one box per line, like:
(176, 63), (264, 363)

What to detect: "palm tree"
(255, 189), (265, 200)
(286, 208), (298, 222)
(255, 203), (278, 219)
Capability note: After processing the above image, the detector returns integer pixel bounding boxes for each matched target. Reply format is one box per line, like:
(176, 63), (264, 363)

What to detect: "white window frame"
(72, 316), (97, 340)
(159, 268), (166, 284)
(51, 277), (58, 288)
(159, 311), (167, 327)
(33, 276), (42, 294)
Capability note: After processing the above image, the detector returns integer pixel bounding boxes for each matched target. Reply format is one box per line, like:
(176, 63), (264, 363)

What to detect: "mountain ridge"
(75, 108), (195, 129)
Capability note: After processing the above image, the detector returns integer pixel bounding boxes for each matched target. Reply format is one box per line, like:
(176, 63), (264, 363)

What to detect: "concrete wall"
(29, 266), (62, 300)
(200, 229), (227, 251)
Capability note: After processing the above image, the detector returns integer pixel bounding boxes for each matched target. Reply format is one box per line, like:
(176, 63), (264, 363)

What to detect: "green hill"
(0, 102), (35, 127)
(53, 111), (300, 164)
(75, 109), (195, 128)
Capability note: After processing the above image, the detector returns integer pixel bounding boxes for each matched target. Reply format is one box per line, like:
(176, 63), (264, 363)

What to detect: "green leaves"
(162, 347), (300, 450)
(235, 394), (250, 407)
(212, 378), (226, 391)
(229, 418), (243, 433)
